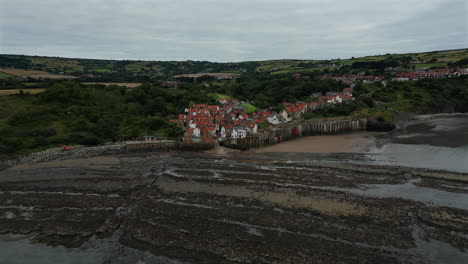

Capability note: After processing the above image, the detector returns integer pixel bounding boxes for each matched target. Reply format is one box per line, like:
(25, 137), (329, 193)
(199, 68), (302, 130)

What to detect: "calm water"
(261, 115), (468, 173)
(366, 115), (468, 173)
(0, 234), (186, 264)
(367, 143), (468, 173)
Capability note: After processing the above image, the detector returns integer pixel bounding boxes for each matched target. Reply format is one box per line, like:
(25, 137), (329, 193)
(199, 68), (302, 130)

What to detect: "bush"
(68, 132), (102, 146)
(146, 116), (167, 130)
(80, 134), (102, 146)
(0, 138), (23, 153)
(33, 137), (49, 147)
(33, 128), (57, 137)
(166, 124), (184, 138)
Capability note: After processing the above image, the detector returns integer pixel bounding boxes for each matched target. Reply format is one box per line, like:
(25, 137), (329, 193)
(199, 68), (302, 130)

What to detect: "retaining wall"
(229, 117), (367, 149)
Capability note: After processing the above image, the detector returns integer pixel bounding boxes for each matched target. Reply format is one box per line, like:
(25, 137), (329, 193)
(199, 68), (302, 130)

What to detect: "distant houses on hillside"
(173, 73), (240, 80)
(320, 67), (467, 83)
(321, 75), (385, 84)
(394, 68), (468, 81)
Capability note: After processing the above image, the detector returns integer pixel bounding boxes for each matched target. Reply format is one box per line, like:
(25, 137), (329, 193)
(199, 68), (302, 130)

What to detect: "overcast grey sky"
(0, 0), (466, 62)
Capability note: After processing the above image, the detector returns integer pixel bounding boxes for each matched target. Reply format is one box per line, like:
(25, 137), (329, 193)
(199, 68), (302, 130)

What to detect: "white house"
(334, 95), (343, 103)
(188, 120), (197, 129)
(267, 115), (281, 125)
(280, 110), (289, 121)
(220, 127), (227, 138)
(220, 126), (233, 139)
(192, 128), (201, 138)
(252, 124), (258, 134)
(232, 127), (247, 139)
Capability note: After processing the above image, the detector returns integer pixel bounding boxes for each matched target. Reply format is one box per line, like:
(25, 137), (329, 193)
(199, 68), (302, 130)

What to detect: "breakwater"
(226, 117), (367, 150)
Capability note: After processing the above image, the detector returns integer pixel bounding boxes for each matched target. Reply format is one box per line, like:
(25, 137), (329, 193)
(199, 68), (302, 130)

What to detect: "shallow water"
(366, 115), (468, 173)
(0, 234), (186, 264)
(255, 115), (468, 173)
(408, 225), (468, 264)
(366, 143), (468, 173)
(347, 178), (468, 210)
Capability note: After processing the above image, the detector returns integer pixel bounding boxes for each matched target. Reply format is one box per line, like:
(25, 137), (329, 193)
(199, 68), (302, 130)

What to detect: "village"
(318, 66), (468, 83)
(170, 87), (355, 143)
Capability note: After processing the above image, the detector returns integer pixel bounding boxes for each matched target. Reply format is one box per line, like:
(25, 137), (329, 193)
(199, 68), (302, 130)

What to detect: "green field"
(125, 61), (151, 72)
(0, 72), (13, 79)
(30, 57), (84, 72)
(0, 89), (46, 96)
(241, 103), (258, 113)
(208, 93), (231, 100)
(270, 67), (307, 74)
(90, 68), (112, 73)
(414, 63), (447, 69)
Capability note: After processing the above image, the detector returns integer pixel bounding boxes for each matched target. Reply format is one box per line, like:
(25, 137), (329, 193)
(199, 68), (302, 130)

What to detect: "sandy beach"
(252, 131), (384, 153)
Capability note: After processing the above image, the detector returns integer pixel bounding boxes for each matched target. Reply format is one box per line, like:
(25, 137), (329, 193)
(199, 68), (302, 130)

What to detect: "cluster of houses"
(160, 80), (180, 88)
(394, 67), (468, 81)
(173, 73), (240, 80)
(292, 73), (311, 79)
(170, 87), (354, 142)
(170, 98), (258, 142)
(321, 75), (385, 84)
(320, 67), (468, 83)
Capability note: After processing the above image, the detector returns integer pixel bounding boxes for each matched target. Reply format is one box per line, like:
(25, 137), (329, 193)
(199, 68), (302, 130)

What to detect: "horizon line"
(1, 47), (467, 63)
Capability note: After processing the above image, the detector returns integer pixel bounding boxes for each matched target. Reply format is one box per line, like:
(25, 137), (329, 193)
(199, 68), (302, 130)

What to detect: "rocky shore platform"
(1, 152), (467, 263)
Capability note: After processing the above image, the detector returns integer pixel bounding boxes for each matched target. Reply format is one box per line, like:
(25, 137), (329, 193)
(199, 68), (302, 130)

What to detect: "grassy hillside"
(1, 49), (467, 79)
(353, 77), (468, 122)
(0, 72), (13, 79)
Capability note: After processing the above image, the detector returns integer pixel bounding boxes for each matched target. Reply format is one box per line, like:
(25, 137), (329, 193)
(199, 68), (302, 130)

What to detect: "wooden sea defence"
(229, 117), (367, 149)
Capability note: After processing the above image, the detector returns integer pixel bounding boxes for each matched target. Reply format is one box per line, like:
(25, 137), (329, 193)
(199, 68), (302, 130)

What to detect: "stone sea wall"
(228, 117), (367, 149)
(0, 144), (125, 170)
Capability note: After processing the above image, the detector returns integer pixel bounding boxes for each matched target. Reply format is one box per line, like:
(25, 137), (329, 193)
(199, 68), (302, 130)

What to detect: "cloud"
(0, 0), (466, 61)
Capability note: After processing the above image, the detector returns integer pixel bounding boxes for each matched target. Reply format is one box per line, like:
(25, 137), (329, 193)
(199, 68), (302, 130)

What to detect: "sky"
(0, 0), (467, 62)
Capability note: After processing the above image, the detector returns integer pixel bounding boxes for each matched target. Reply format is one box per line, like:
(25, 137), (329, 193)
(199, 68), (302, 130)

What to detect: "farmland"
(0, 68), (48, 76)
(0, 72), (13, 79)
(0, 89), (46, 96)
(0, 68), (77, 80)
(81, 82), (142, 88)
(30, 57), (84, 72)
(1, 49), (467, 81)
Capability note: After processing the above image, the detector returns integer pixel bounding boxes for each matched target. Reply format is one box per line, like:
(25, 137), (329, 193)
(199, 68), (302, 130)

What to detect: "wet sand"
(252, 131), (384, 153)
